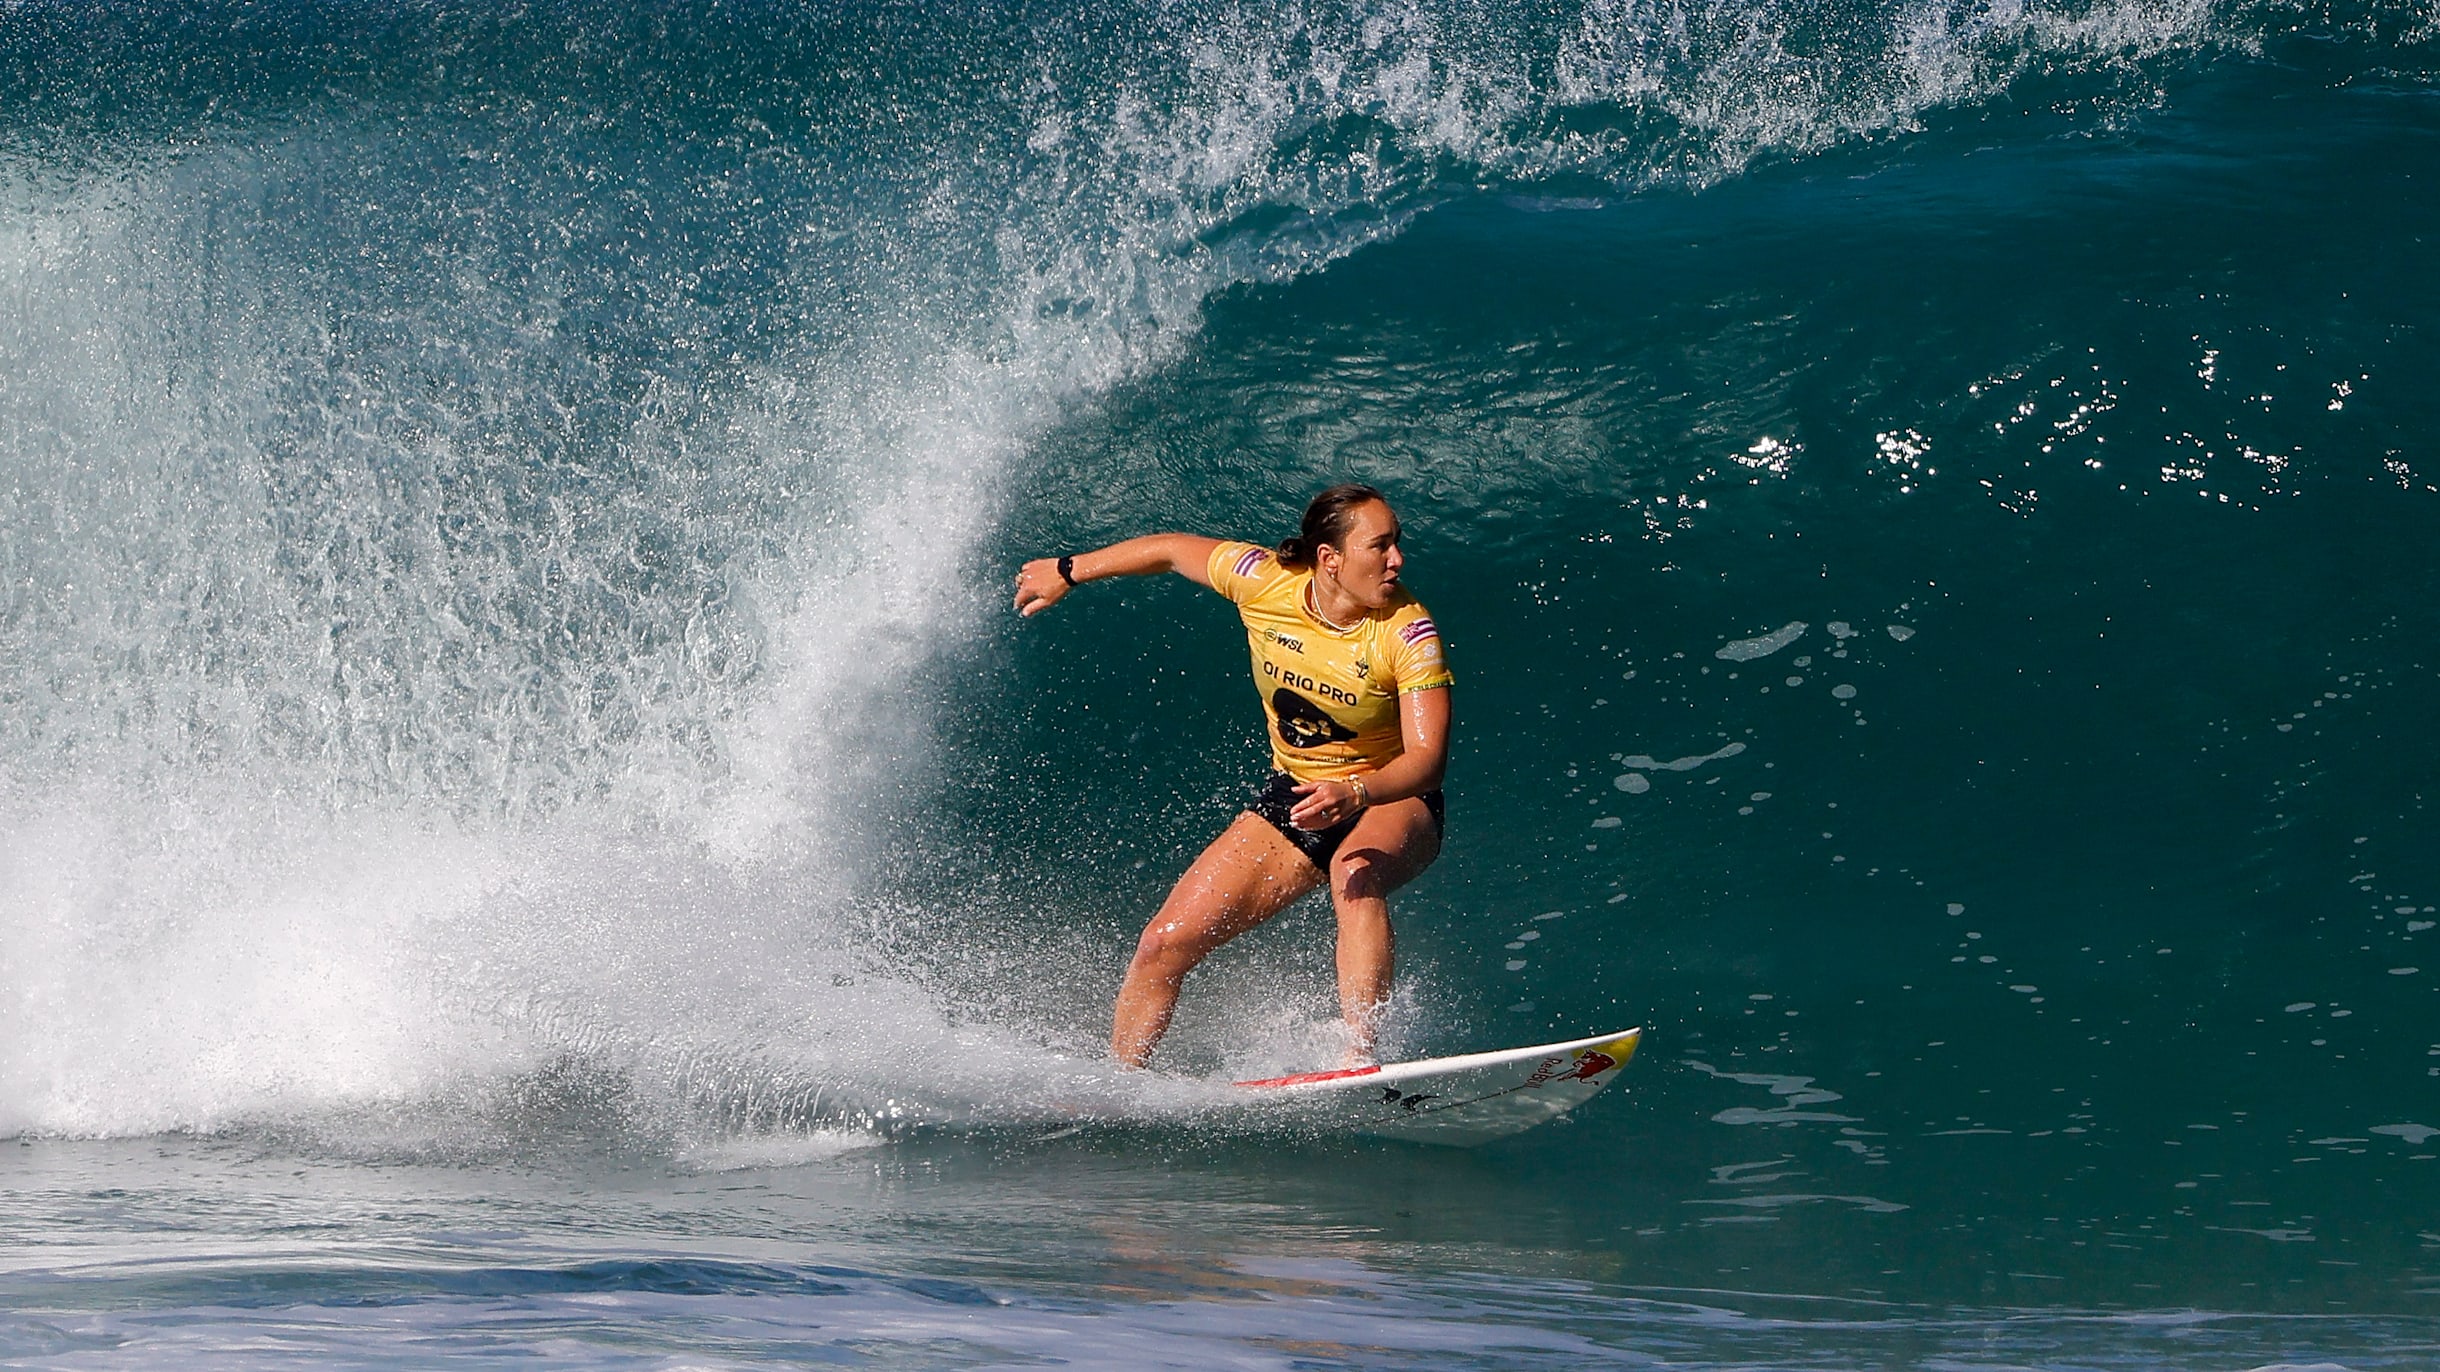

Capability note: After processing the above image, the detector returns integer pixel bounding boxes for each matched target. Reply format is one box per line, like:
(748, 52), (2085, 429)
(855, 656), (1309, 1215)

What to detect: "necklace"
(1305, 580), (1361, 633)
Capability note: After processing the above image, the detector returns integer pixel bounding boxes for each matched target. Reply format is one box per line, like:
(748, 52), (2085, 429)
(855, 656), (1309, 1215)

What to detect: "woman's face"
(1321, 499), (1405, 610)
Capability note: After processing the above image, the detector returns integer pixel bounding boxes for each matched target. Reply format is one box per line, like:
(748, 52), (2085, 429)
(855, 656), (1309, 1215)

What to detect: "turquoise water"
(5, 0), (2439, 1365)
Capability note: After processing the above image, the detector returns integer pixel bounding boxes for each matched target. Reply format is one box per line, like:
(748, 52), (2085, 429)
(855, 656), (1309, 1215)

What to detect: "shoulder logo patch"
(1231, 547), (1269, 579)
(1398, 617), (1439, 646)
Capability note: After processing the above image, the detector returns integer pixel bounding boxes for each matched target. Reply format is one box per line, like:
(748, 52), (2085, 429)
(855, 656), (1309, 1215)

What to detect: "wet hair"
(1275, 484), (1388, 569)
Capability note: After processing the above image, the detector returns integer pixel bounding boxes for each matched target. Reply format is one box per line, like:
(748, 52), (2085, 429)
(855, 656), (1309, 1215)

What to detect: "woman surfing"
(1012, 485), (1453, 1068)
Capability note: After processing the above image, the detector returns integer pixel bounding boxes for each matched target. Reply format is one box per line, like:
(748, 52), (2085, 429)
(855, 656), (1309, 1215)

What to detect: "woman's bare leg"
(1111, 812), (1323, 1067)
(1328, 796), (1441, 1061)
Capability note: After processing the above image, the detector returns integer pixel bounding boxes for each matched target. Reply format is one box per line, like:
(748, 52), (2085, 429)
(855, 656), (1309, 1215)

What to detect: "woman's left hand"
(1289, 779), (1365, 831)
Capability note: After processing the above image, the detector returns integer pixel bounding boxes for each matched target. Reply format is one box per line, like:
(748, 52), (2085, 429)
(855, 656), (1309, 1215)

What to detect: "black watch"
(1056, 554), (1077, 586)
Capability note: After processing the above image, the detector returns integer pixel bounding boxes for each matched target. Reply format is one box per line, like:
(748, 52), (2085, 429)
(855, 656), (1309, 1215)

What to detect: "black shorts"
(1247, 772), (1446, 871)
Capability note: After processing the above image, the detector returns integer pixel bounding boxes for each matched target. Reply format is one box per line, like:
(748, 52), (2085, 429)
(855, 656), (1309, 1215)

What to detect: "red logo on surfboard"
(1565, 1050), (1617, 1081)
(1522, 1048), (1616, 1089)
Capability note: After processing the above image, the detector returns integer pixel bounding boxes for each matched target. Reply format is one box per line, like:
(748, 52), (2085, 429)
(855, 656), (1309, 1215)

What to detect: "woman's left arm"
(1371, 686), (1450, 803)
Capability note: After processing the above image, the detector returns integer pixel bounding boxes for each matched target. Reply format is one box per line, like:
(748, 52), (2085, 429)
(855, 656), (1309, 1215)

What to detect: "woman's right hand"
(1013, 558), (1073, 616)
(1288, 778), (1365, 831)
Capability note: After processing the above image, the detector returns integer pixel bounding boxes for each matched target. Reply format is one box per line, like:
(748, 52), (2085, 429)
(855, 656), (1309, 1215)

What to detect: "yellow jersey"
(1205, 540), (1454, 782)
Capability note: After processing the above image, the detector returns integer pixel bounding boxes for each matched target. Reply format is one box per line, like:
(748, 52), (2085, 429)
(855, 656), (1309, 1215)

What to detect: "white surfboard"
(1229, 1027), (1642, 1145)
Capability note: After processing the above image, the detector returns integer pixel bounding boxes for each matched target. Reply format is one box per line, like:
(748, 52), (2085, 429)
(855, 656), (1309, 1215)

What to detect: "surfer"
(1013, 485), (1453, 1067)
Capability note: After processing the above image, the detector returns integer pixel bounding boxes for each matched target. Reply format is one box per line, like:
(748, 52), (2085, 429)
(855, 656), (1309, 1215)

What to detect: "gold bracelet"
(1349, 777), (1370, 810)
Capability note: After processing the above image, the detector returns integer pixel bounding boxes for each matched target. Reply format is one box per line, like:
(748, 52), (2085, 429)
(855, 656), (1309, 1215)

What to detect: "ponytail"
(1275, 484), (1385, 570)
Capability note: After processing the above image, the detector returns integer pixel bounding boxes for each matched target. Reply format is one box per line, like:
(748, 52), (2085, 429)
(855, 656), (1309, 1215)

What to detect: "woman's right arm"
(1013, 533), (1224, 617)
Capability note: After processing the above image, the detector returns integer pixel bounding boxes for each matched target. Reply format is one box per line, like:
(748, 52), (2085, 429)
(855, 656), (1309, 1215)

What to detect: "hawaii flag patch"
(1398, 617), (1440, 646)
(1232, 546), (1269, 578)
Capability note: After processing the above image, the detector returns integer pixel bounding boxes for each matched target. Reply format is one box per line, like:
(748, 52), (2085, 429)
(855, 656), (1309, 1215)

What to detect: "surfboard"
(1229, 1027), (1642, 1145)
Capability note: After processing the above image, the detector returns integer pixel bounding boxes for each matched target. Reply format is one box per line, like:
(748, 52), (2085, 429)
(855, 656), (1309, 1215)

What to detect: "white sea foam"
(674, 1128), (888, 1171)
(1718, 622), (1807, 660)
(1621, 741), (1748, 772)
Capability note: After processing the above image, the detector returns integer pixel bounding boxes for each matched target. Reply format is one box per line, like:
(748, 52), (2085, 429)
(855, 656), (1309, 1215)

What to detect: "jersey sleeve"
(1386, 601), (1454, 693)
(1205, 540), (1278, 603)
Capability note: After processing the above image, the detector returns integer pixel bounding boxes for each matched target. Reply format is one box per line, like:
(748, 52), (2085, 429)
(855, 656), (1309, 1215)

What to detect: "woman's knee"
(1130, 912), (1221, 977)
(1332, 821), (1437, 903)
(1331, 849), (1390, 904)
